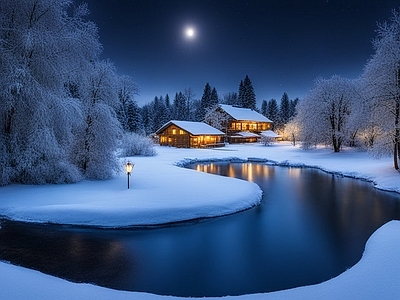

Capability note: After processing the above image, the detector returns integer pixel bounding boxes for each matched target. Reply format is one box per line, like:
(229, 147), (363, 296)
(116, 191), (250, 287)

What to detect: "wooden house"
(156, 120), (225, 148)
(217, 104), (274, 143)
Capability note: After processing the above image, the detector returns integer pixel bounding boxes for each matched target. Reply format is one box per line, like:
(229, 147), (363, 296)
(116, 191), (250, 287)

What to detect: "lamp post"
(125, 161), (134, 189)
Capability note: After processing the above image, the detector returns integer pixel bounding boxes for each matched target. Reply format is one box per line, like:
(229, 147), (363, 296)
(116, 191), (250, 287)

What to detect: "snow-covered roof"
(260, 130), (281, 138)
(232, 132), (260, 138)
(156, 120), (225, 135)
(219, 104), (273, 122)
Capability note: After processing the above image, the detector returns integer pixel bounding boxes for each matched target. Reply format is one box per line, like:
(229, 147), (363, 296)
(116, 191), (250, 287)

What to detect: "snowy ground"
(1, 142), (400, 299)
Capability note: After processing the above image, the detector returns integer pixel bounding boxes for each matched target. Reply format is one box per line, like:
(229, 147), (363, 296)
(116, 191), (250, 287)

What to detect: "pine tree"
(239, 75), (256, 110)
(261, 100), (268, 116)
(289, 98), (299, 119)
(267, 99), (279, 125)
(238, 80), (245, 107)
(173, 92), (187, 120)
(164, 94), (172, 121)
(126, 100), (143, 133)
(116, 75), (139, 132)
(210, 87), (219, 107)
(197, 83), (213, 121)
(279, 92), (291, 126)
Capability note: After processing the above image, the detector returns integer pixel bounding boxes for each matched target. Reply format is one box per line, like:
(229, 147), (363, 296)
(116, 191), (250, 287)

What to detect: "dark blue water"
(1, 163), (400, 297)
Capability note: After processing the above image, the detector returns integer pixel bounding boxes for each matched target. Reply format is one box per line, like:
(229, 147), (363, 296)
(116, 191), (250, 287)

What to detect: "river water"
(1, 162), (400, 297)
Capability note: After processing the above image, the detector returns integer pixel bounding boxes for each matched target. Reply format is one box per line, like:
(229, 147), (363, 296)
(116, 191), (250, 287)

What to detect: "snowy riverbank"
(1, 142), (400, 227)
(1, 142), (400, 299)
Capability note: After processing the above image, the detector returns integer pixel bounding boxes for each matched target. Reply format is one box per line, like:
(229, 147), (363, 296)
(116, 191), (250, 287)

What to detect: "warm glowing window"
(179, 129), (184, 135)
(249, 123), (257, 130)
(235, 123), (241, 130)
(172, 129), (176, 135)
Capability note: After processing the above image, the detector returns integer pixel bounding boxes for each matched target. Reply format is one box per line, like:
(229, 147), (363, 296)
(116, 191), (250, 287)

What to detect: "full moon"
(185, 27), (195, 38)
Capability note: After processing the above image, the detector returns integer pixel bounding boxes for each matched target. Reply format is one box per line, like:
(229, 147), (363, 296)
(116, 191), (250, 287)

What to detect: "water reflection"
(1, 163), (400, 297)
(196, 162), (275, 182)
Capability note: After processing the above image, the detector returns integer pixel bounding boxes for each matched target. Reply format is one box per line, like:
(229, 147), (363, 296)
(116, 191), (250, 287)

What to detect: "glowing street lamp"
(125, 161), (134, 189)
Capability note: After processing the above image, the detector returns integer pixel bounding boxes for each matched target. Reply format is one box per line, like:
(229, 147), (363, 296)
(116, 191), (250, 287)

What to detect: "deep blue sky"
(82, 0), (399, 106)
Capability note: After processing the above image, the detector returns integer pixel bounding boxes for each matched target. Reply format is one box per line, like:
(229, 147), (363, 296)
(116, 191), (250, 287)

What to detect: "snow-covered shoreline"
(1, 142), (400, 299)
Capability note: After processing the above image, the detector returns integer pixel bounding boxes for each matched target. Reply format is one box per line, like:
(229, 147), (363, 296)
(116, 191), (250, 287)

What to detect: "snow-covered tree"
(70, 60), (121, 180)
(204, 105), (229, 133)
(296, 75), (358, 152)
(116, 75), (140, 132)
(121, 132), (156, 157)
(0, 0), (100, 185)
(223, 92), (240, 106)
(361, 9), (400, 169)
(284, 119), (301, 146)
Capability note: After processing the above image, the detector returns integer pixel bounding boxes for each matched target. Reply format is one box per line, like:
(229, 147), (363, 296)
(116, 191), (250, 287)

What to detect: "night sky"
(82, 0), (399, 106)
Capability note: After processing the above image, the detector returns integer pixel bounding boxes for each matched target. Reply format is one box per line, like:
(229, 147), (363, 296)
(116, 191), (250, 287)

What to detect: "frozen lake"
(1, 163), (400, 297)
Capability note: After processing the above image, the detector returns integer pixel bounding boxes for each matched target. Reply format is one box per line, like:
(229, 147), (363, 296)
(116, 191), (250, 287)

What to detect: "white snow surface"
(1, 142), (400, 299)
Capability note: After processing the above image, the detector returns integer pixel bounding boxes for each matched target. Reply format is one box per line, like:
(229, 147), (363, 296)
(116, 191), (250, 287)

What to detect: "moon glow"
(185, 27), (195, 38)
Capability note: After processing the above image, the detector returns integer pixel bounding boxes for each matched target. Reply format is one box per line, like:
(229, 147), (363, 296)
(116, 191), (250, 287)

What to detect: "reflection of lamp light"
(125, 161), (134, 189)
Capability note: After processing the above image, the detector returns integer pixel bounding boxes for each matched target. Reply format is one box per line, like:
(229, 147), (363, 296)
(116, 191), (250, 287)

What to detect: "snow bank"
(0, 146), (265, 227)
(1, 220), (399, 300)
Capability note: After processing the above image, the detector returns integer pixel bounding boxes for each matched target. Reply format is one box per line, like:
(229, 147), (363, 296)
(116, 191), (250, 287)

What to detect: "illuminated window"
(235, 123), (241, 130)
(179, 129), (184, 135)
(172, 129), (176, 135)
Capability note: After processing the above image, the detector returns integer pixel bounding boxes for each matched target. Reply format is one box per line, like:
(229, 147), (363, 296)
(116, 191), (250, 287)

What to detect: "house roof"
(260, 130), (281, 138)
(231, 132), (260, 138)
(219, 104), (273, 122)
(156, 120), (225, 135)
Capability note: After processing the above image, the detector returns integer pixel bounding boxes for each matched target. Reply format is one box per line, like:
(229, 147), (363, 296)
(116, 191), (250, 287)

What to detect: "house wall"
(158, 124), (225, 148)
(159, 125), (190, 148)
(227, 120), (272, 135)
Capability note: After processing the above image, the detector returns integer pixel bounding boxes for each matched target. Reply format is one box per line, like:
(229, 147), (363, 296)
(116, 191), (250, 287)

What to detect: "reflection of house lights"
(288, 168), (301, 179)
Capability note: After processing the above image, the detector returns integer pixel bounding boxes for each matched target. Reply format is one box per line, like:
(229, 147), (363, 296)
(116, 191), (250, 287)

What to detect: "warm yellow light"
(126, 161), (134, 174)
